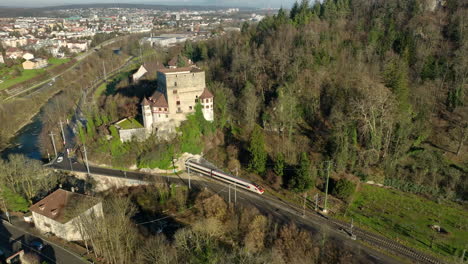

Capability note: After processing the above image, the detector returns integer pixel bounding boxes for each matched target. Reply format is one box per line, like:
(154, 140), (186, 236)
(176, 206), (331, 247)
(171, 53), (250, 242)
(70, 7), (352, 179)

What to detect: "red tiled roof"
(30, 189), (100, 224)
(141, 97), (150, 106)
(199, 88), (214, 99)
(149, 91), (168, 107)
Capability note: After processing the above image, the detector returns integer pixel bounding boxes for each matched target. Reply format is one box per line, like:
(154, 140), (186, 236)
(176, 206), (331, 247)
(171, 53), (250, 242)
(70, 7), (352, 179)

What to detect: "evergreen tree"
(248, 125), (267, 175)
(274, 153), (285, 178)
(290, 152), (314, 192)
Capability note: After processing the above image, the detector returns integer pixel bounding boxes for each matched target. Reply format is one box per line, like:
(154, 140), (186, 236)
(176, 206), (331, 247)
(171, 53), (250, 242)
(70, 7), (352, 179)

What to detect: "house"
(66, 41), (88, 53)
(22, 52), (34, 61)
(5, 47), (24, 59)
(167, 55), (193, 69)
(132, 65), (148, 82)
(30, 189), (103, 241)
(22, 58), (47, 70)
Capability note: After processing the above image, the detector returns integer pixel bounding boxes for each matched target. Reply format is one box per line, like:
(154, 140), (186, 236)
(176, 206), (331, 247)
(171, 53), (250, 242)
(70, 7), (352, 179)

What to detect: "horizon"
(0, 0), (296, 8)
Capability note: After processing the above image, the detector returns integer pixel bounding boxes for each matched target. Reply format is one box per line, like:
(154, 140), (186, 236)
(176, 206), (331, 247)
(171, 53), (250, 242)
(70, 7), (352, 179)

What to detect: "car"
(57, 156), (63, 163)
(30, 240), (45, 251)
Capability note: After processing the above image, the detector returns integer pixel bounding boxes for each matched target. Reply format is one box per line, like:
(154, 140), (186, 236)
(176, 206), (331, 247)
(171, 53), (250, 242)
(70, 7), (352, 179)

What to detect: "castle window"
(173, 89), (177, 94)
(166, 114), (168, 118)
(164, 108), (168, 111)
(176, 101), (180, 105)
(174, 82), (177, 87)
(211, 105), (213, 109)
(158, 114), (160, 117)
(189, 106), (193, 110)
(159, 108), (162, 111)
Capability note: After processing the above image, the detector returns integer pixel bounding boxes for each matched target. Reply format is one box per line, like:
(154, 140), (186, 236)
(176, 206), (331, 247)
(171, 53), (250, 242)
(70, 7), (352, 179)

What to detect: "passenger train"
(185, 159), (265, 195)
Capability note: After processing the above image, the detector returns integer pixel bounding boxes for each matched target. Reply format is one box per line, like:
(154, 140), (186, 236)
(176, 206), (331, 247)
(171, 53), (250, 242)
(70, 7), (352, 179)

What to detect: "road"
(50, 156), (445, 264)
(0, 220), (85, 264)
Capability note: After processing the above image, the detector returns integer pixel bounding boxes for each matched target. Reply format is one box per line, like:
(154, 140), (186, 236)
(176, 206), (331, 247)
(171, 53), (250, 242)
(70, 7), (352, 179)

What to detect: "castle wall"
(119, 128), (147, 142)
(158, 71), (206, 116)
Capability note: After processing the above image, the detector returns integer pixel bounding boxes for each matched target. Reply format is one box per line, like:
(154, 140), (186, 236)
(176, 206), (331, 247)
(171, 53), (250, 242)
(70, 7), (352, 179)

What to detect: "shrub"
(332, 178), (356, 201)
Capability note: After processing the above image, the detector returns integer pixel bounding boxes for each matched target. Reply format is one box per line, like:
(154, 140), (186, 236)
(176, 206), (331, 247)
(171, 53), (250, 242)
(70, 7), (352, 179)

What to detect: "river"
(1, 113), (44, 161)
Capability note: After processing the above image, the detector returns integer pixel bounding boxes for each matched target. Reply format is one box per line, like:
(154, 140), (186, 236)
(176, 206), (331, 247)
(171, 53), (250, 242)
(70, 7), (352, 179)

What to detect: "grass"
(48, 58), (71, 68)
(343, 184), (468, 261)
(117, 118), (143, 129)
(94, 82), (107, 99)
(0, 58), (71, 90)
(0, 67), (47, 90)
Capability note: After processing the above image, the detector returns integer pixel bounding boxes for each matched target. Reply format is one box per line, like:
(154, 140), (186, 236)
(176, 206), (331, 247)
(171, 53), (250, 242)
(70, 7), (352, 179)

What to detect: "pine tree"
(248, 125), (267, 175)
(290, 152), (314, 192)
(274, 153), (285, 178)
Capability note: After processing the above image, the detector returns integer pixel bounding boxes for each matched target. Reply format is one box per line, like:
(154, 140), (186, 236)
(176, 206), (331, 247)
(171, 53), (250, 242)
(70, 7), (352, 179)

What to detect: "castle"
(141, 66), (214, 134)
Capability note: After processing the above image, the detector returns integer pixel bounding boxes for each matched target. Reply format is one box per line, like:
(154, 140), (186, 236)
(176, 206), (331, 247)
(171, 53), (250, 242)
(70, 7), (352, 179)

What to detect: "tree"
(332, 178), (356, 201)
(289, 152), (314, 192)
(273, 153), (285, 178)
(248, 125), (267, 175)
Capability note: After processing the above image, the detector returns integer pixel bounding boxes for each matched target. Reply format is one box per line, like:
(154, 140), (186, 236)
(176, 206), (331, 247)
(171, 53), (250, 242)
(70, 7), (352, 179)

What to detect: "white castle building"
(141, 66), (214, 134)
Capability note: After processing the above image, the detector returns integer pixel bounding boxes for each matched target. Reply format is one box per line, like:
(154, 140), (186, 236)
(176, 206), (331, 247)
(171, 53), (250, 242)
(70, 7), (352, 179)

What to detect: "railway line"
(186, 160), (447, 264)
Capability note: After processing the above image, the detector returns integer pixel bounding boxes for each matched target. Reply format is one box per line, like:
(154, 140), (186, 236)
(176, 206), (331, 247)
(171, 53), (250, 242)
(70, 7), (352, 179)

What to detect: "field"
(0, 58), (70, 90)
(344, 184), (468, 261)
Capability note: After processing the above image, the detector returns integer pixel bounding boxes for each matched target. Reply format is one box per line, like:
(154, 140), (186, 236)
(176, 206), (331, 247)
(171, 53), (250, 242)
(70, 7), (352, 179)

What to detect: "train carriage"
(186, 160), (264, 195)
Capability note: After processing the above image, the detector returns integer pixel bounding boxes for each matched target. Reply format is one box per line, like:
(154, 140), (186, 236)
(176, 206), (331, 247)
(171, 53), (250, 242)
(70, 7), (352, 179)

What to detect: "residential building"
(30, 189), (103, 241)
(5, 47), (24, 59)
(22, 52), (34, 60)
(22, 58), (47, 70)
(132, 65), (148, 82)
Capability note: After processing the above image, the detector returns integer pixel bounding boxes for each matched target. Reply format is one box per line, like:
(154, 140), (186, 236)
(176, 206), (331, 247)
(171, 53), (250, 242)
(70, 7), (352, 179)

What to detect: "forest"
(83, 0), (467, 200)
(182, 0), (467, 200)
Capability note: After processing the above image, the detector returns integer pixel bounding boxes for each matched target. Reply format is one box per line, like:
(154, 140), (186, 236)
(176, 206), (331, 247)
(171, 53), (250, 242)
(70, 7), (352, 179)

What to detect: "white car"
(57, 156), (63, 163)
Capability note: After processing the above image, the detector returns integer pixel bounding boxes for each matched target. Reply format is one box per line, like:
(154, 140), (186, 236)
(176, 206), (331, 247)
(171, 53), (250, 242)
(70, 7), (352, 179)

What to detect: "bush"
(0, 185), (29, 212)
(332, 179), (356, 201)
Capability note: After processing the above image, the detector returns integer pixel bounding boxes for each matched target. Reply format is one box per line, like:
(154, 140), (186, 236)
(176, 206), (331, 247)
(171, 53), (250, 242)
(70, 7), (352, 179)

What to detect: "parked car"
(29, 240), (45, 251)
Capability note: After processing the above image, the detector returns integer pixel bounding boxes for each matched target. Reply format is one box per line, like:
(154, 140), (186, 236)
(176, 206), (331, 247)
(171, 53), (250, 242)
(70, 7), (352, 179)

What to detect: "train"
(185, 159), (265, 195)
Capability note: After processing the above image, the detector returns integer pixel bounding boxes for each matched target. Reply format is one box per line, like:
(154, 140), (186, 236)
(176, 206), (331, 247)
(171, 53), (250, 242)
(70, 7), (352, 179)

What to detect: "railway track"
(262, 192), (445, 264)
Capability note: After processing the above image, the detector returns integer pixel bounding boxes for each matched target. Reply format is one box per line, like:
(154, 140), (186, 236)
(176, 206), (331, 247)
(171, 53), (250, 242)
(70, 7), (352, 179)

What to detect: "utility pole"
(234, 184), (237, 206)
(49, 132), (57, 158)
(83, 144), (91, 175)
(302, 193), (307, 217)
(323, 161), (332, 213)
(59, 119), (66, 146)
(67, 148), (73, 172)
(1, 198), (10, 223)
(228, 184), (231, 205)
(315, 193), (319, 211)
(102, 61), (107, 82)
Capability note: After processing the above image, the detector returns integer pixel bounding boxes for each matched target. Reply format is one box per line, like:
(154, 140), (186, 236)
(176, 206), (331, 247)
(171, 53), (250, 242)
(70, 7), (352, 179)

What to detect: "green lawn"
(0, 66), (47, 90)
(0, 58), (71, 90)
(344, 185), (468, 261)
(117, 118), (143, 129)
(48, 58), (71, 68)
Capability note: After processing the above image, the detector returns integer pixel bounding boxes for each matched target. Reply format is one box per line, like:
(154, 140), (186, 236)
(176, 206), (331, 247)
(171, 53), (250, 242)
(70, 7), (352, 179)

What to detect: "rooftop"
(30, 189), (100, 224)
(157, 66), (203, 74)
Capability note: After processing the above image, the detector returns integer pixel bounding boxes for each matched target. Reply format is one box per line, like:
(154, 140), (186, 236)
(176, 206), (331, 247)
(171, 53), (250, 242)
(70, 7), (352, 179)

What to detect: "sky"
(0, 0), (298, 8)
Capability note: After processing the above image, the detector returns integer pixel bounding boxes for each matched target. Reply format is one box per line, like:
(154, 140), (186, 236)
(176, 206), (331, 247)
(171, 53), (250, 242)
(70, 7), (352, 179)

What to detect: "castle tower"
(141, 98), (153, 131)
(199, 88), (214, 122)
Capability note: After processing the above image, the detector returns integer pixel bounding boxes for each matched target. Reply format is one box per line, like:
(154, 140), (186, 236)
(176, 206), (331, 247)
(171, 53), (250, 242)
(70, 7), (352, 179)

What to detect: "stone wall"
(73, 171), (150, 192)
(119, 127), (147, 142)
(158, 71), (206, 116)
